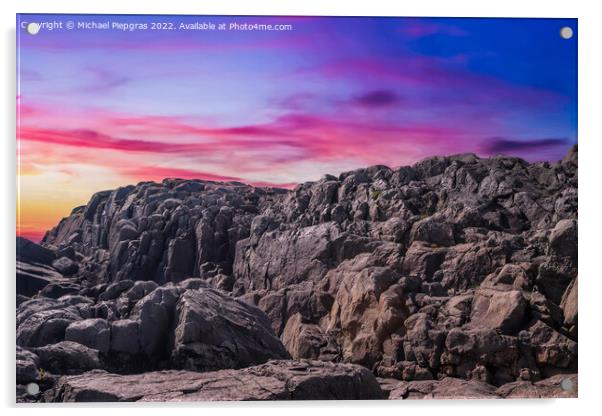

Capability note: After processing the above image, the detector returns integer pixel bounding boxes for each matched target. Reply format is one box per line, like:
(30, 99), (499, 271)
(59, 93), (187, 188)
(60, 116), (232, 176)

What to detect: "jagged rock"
(282, 313), (338, 360)
(44, 360), (384, 402)
(327, 256), (407, 366)
(469, 288), (526, 334)
(389, 377), (499, 399)
(39, 282), (80, 299)
(17, 298), (82, 347)
(33, 341), (102, 374)
(16, 261), (65, 297)
(518, 321), (577, 375)
(17, 237), (55, 264)
(98, 280), (134, 301)
(442, 327), (521, 383)
(496, 373), (577, 398)
(402, 313), (446, 370)
(16, 346), (40, 383)
(109, 319), (140, 354)
(560, 277), (577, 335)
(128, 286), (178, 359)
(65, 319), (111, 353)
(170, 287), (289, 370)
(409, 216), (456, 247)
(52, 256), (79, 276)
(481, 264), (531, 291)
(121, 280), (159, 303)
(548, 219), (577, 262)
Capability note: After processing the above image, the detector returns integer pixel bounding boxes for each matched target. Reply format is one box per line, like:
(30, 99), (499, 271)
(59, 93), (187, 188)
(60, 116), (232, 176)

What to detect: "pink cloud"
(19, 106), (480, 173)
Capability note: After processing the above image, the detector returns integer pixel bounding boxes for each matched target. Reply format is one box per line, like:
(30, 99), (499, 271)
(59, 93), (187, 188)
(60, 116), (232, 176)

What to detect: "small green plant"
(370, 190), (381, 200)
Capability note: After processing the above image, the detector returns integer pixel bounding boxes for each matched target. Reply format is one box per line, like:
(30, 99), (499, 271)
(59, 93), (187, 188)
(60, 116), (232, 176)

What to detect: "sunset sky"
(17, 15), (577, 241)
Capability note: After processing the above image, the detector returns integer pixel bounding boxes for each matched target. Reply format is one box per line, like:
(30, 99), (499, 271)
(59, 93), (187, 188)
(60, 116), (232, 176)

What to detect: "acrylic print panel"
(16, 14), (577, 402)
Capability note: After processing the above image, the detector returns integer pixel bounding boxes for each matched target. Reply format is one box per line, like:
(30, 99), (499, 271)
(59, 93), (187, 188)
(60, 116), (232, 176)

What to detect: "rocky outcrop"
(44, 360), (384, 402)
(16, 280), (288, 376)
(17, 147), (578, 401)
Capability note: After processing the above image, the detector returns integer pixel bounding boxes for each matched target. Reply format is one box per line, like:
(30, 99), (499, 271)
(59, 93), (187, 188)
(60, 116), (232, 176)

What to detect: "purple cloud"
(351, 90), (401, 108)
(483, 137), (571, 154)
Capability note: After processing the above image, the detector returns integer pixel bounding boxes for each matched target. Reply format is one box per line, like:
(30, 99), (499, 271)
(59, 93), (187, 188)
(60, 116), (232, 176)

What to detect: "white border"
(2, 0), (600, 414)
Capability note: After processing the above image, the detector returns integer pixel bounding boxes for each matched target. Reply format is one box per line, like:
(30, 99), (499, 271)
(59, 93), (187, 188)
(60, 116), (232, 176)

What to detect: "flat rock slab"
(386, 374), (577, 399)
(389, 377), (499, 400)
(44, 360), (385, 402)
(496, 374), (577, 398)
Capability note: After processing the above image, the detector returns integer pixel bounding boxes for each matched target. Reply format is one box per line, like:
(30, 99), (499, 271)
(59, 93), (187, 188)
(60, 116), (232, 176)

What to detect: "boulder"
(17, 237), (55, 264)
(170, 287), (289, 370)
(281, 313), (338, 360)
(560, 277), (578, 333)
(519, 321), (577, 373)
(327, 258), (405, 366)
(98, 280), (134, 301)
(16, 346), (40, 383)
(33, 341), (102, 374)
(470, 289), (526, 334)
(51, 256), (79, 276)
(39, 283), (79, 299)
(65, 319), (110, 353)
(548, 219), (577, 262)
(409, 216), (456, 247)
(44, 360), (385, 402)
(16, 261), (65, 297)
(110, 319), (140, 354)
(131, 286), (181, 358)
(17, 299), (82, 347)
(121, 280), (159, 303)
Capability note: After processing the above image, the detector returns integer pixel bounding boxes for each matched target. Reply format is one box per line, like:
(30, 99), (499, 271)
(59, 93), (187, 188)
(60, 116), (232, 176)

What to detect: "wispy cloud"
(482, 137), (571, 154)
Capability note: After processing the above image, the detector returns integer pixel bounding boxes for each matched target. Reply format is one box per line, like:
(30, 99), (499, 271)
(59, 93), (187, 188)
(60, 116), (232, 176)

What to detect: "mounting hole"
(560, 26), (574, 40)
(25, 382), (40, 395)
(560, 378), (573, 391)
(26, 22), (40, 35)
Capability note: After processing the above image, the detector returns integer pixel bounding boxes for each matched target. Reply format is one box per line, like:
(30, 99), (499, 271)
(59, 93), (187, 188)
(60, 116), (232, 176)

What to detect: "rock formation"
(16, 146), (578, 401)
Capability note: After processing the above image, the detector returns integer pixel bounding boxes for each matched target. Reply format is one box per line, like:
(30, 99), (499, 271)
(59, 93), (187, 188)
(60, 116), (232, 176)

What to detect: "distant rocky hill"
(16, 146), (578, 401)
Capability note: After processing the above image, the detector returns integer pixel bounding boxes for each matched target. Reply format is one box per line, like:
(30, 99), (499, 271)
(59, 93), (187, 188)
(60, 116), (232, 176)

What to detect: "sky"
(17, 15), (577, 241)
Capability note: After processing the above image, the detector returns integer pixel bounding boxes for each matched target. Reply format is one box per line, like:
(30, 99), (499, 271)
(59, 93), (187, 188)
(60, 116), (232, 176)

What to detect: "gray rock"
(39, 282), (79, 299)
(45, 360), (384, 402)
(34, 341), (101, 374)
(170, 287), (289, 370)
(17, 237), (55, 264)
(51, 256), (79, 276)
(16, 260), (65, 297)
(65, 319), (110, 353)
(98, 280), (134, 301)
(110, 319), (140, 354)
(16, 346), (39, 383)
(389, 377), (499, 399)
(496, 373), (577, 398)
(17, 299), (81, 347)
(548, 219), (577, 262)
(131, 286), (181, 358)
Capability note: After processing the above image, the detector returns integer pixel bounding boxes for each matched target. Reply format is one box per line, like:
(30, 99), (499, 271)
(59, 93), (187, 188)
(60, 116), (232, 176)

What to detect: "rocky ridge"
(16, 146), (578, 401)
